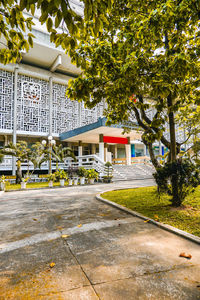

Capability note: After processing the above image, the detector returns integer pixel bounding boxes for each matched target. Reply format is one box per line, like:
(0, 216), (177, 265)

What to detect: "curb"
(96, 191), (200, 245)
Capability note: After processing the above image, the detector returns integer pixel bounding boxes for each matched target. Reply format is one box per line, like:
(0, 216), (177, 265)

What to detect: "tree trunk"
(167, 95), (181, 206)
(16, 161), (22, 184)
(147, 142), (161, 169)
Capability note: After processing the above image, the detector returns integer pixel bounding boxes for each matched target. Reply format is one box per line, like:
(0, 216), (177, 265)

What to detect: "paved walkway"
(0, 180), (199, 299)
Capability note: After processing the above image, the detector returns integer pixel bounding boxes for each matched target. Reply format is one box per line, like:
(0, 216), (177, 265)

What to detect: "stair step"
(112, 164), (154, 181)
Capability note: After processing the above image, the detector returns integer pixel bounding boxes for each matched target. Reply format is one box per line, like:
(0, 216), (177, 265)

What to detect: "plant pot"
(69, 179), (73, 186)
(74, 178), (78, 185)
(21, 182), (27, 189)
(0, 182), (5, 191)
(103, 177), (112, 183)
(80, 177), (85, 185)
(60, 179), (65, 187)
(88, 178), (95, 184)
(49, 180), (53, 188)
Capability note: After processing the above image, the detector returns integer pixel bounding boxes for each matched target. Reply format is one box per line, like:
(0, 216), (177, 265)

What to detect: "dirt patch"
(170, 205), (195, 212)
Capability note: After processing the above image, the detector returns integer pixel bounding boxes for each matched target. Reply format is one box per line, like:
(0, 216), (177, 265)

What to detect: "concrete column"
(49, 76), (53, 136)
(144, 144), (147, 156)
(125, 137), (131, 165)
(104, 143), (108, 162)
(125, 144), (131, 165)
(184, 128), (187, 151)
(157, 141), (162, 161)
(114, 145), (118, 159)
(12, 67), (18, 175)
(91, 144), (96, 155)
(78, 141), (83, 156)
(99, 134), (104, 161)
(159, 141), (162, 157)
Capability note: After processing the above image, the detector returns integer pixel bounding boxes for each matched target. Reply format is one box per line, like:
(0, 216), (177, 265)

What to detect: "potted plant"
(73, 177), (78, 185)
(21, 176), (29, 189)
(47, 173), (55, 188)
(55, 169), (67, 187)
(0, 175), (6, 191)
(103, 162), (113, 183)
(67, 167), (74, 186)
(86, 169), (98, 184)
(77, 167), (87, 185)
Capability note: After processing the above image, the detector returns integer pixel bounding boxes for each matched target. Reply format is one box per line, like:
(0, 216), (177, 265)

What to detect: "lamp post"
(42, 136), (56, 174)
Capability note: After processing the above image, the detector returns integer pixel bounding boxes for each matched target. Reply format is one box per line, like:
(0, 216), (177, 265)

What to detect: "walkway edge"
(96, 190), (200, 245)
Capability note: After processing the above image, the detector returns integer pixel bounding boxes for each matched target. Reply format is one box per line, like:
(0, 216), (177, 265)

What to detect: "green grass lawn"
(102, 186), (200, 237)
(5, 181), (69, 190)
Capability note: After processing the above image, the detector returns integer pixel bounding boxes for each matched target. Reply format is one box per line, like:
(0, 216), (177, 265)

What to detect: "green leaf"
(28, 36), (33, 47)
(46, 17), (53, 31)
(30, 4), (35, 15)
(55, 11), (62, 28)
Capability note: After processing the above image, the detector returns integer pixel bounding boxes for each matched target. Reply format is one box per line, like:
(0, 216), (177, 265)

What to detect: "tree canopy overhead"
(0, 0), (112, 64)
(66, 0), (200, 205)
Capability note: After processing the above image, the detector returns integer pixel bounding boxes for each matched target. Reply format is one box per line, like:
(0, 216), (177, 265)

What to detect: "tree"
(29, 142), (49, 170)
(0, 0), (112, 64)
(51, 144), (76, 170)
(66, 0), (200, 206)
(0, 141), (31, 183)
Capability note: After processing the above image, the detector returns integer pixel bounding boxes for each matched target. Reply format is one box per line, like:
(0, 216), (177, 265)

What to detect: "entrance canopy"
(60, 117), (141, 143)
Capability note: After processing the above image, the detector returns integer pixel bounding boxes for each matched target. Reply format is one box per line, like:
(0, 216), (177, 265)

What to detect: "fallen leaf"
(49, 262), (55, 268)
(33, 218), (38, 221)
(61, 234), (70, 238)
(179, 252), (192, 259)
(144, 219), (150, 223)
(56, 226), (63, 230)
(99, 213), (110, 216)
(154, 215), (159, 221)
(77, 224), (82, 228)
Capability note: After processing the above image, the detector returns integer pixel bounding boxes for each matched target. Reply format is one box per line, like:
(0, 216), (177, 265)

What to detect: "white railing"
(0, 155), (54, 171)
(62, 155), (105, 174)
(0, 154), (106, 175)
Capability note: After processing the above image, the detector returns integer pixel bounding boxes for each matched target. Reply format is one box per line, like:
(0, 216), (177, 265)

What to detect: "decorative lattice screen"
(0, 69), (105, 135)
(17, 74), (49, 133)
(0, 70), (13, 130)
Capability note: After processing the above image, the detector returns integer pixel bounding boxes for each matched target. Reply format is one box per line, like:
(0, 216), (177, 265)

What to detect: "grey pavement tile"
(94, 266), (200, 300)
(67, 222), (200, 284)
(0, 239), (90, 299)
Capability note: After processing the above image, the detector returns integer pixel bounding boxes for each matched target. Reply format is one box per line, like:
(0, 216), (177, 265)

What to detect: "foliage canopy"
(0, 0), (112, 64)
(66, 0), (200, 205)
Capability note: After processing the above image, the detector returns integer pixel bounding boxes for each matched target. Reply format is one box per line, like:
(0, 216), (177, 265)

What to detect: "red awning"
(103, 136), (128, 144)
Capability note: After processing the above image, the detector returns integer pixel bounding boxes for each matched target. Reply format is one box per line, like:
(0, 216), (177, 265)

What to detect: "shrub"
(55, 169), (67, 180)
(153, 159), (200, 206)
(77, 167), (87, 177)
(86, 169), (98, 179)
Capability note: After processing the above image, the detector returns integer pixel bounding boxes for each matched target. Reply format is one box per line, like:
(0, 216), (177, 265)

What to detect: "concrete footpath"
(0, 179), (199, 299)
